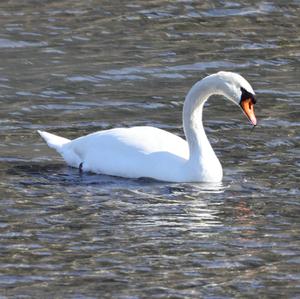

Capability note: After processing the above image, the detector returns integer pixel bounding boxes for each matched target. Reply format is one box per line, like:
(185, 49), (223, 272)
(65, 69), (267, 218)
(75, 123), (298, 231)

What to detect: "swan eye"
(240, 88), (257, 126)
(240, 87), (256, 104)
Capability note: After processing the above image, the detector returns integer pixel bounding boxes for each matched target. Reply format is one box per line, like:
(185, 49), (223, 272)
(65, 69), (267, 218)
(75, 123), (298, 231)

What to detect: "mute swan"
(38, 71), (257, 182)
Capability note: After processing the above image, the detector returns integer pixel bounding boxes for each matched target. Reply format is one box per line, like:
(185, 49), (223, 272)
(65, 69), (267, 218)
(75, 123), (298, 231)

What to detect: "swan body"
(38, 71), (257, 182)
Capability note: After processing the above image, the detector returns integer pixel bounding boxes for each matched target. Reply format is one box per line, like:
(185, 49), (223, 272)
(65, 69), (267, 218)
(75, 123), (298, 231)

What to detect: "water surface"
(0, 0), (299, 298)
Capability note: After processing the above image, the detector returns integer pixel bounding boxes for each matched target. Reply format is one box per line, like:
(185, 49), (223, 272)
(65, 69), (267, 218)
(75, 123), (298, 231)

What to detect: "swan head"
(216, 71), (257, 126)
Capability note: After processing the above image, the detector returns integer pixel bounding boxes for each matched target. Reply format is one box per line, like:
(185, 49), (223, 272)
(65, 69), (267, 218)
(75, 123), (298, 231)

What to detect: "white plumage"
(38, 71), (256, 182)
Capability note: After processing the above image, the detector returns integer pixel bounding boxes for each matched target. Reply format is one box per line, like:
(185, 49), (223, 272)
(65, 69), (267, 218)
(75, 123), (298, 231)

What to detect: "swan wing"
(63, 126), (189, 180)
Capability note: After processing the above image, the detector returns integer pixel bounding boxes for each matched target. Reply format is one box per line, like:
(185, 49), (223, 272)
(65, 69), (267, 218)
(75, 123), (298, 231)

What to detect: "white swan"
(38, 71), (257, 182)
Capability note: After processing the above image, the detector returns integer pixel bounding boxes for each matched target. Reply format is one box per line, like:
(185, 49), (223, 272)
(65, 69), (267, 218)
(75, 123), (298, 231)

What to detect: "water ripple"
(0, 0), (299, 297)
(0, 38), (47, 48)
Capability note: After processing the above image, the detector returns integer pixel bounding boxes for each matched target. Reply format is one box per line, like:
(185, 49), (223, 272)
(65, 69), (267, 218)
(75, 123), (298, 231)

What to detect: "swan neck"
(183, 76), (219, 161)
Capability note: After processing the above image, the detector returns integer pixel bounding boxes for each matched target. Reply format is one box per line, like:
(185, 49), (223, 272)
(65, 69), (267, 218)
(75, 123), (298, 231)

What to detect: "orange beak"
(240, 98), (257, 126)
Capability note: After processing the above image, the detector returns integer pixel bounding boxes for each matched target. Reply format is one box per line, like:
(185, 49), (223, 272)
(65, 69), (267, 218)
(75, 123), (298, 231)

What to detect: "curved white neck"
(183, 74), (226, 168)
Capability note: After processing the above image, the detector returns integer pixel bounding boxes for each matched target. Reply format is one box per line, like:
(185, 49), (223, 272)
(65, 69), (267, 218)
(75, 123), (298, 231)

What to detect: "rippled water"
(0, 0), (299, 298)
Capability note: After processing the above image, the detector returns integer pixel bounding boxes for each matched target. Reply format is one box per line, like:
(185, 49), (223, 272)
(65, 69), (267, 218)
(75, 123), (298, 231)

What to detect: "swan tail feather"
(38, 130), (70, 151)
(38, 130), (81, 168)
